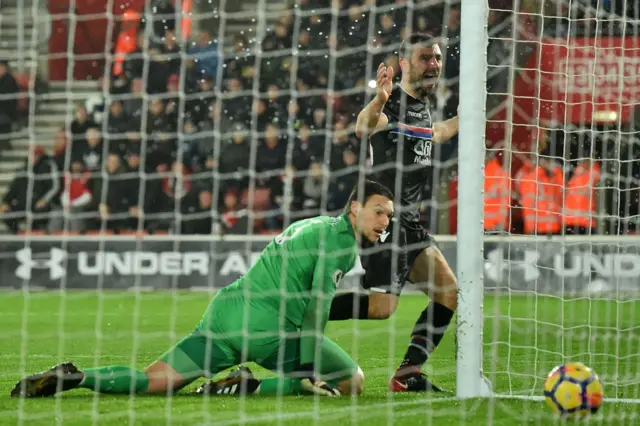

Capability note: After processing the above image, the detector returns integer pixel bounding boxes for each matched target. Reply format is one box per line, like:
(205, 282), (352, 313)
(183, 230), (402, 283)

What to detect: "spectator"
(73, 127), (104, 171)
(140, 0), (176, 42)
(187, 73), (216, 127)
(256, 124), (288, 198)
(292, 124), (313, 170)
(329, 121), (358, 170)
(263, 85), (289, 128)
(1, 145), (59, 233)
(0, 60), (19, 153)
(250, 98), (271, 131)
(182, 118), (214, 172)
(124, 149), (163, 230)
(202, 101), (233, 137)
(148, 29), (181, 94)
(301, 12), (331, 50)
(303, 162), (325, 209)
(123, 80), (144, 134)
(328, 148), (358, 211)
(70, 104), (97, 141)
(443, 6), (461, 83)
(220, 187), (249, 235)
(515, 129), (550, 198)
(517, 155), (564, 235)
(164, 74), (180, 124)
(296, 123), (325, 164)
(564, 159), (601, 235)
(85, 94), (106, 125)
(189, 30), (218, 80)
(52, 128), (70, 170)
(338, 4), (368, 49)
(111, 9), (141, 86)
(60, 161), (93, 232)
(163, 162), (210, 234)
(145, 98), (176, 170)
(484, 153), (511, 233)
(94, 153), (137, 231)
(262, 22), (291, 52)
(105, 100), (132, 156)
(221, 77), (251, 129)
(123, 32), (146, 81)
(219, 123), (251, 192)
(309, 106), (327, 131)
(224, 34), (255, 88)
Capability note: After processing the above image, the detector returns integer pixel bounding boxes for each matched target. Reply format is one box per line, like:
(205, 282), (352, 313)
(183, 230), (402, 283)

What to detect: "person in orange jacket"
(517, 152), (564, 236)
(112, 9), (141, 78)
(564, 159), (601, 235)
(484, 153), (511, 233)
(514, 127), (550, 200)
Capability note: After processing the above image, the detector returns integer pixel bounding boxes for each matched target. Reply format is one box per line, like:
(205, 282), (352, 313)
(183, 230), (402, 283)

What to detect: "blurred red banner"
(537, 36), (640, 124)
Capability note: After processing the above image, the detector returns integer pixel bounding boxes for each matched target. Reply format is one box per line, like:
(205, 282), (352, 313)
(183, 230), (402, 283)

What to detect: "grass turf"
(0, 291), (639, 425)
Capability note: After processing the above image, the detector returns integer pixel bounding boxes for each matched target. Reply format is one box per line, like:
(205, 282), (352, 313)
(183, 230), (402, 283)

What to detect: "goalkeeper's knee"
(336, 367), (365, 395)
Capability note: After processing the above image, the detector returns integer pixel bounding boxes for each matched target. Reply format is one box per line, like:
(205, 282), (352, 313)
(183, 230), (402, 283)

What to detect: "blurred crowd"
(0, 0), (468, 235)
(0, 0), (638, 236)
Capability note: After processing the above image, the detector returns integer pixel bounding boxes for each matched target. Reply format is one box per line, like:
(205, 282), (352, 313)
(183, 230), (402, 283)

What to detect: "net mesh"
(0, 0), (639, 424)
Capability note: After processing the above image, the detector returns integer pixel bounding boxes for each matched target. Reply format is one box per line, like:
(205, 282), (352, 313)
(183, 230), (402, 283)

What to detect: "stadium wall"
(1, 235), (639, 294)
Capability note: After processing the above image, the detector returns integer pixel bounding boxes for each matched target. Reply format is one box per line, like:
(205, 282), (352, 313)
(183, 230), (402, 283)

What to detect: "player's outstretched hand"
(375, 62), (394, 103)
(295, 363), (341, 397)
(300, 377), (341, 397)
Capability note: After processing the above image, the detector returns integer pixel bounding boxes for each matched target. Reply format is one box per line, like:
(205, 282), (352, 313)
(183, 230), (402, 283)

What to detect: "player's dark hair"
(399, 33), (438, 60)
(344, 180), (394, 215)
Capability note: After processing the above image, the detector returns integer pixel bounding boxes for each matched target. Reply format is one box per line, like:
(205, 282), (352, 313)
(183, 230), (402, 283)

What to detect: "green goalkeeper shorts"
(158, 329), (358, 383)
(158, 290), (359, 381)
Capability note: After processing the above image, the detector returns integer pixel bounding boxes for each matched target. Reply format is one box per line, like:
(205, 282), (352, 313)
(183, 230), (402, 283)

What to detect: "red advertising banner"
(537, 37), (640, 124)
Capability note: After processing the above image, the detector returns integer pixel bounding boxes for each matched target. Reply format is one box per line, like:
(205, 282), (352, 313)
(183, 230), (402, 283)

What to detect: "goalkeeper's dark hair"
(399, 33), (439, 60)
(344, 180), (394, 215)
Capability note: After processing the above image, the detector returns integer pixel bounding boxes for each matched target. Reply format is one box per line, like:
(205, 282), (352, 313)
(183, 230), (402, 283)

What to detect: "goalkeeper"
(11, 180), (395, 398)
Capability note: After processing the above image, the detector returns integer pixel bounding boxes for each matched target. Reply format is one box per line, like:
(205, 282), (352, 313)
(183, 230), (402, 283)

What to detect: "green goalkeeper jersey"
(202, 214), (358, 365)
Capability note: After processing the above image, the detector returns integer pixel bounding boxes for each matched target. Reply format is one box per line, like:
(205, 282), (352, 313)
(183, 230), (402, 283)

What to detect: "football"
(543, 362), (604, 418)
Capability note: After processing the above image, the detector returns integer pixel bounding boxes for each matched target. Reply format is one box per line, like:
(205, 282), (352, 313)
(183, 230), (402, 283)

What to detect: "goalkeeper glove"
(295, 363), (340, 397)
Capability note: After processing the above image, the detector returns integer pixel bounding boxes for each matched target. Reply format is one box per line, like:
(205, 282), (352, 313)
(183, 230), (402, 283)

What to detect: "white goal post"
(455, 0), (489, 399)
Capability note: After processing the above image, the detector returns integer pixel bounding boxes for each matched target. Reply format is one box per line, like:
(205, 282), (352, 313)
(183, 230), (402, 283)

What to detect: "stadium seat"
(84, 230), (115, 236)
(17, 230), (46, 236)
(50, 230), (81, 236)
(118, 230), (148, 237)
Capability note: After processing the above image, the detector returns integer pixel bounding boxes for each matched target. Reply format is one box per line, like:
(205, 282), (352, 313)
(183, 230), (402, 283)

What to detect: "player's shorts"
(158, 331), (358, 385)
(360, 220), (438, 295)
(158, 292), (358, 385)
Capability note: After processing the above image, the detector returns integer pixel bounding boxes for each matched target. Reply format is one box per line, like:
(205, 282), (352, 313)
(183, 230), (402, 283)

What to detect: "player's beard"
(410, 68), (438, 102)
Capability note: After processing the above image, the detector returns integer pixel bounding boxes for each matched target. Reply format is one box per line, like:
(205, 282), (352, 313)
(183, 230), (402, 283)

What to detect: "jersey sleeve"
(299, 233), (350, 366)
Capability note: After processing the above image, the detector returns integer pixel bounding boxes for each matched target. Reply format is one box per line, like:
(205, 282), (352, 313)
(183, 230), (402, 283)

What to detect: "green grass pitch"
(1, 291), (639, 425)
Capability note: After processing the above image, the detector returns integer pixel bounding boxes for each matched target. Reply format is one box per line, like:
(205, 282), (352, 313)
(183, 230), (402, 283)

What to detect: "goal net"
(0, 0), (639, 423)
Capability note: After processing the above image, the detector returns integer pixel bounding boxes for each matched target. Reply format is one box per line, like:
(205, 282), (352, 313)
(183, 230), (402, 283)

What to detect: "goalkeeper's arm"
(297, 257), (341, 397)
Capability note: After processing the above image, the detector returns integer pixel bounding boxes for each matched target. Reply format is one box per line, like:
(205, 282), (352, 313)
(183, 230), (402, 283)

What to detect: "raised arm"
(355, 63), (393, 138)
